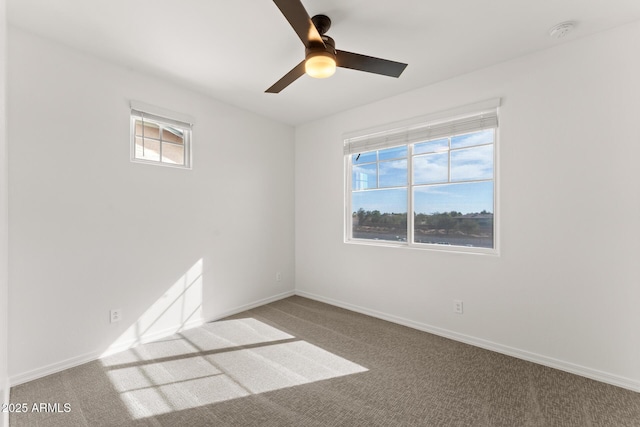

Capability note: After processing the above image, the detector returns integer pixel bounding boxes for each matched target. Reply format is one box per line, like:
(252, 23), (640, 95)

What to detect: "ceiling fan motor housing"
(311, 14), (332, 35)
(306, 35), (336, 60)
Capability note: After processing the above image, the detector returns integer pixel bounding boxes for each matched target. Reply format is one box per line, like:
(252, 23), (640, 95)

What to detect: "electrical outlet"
(110, 309), (122, 323)
(453, 300), (463, 314)
(276, 272), (282, 282)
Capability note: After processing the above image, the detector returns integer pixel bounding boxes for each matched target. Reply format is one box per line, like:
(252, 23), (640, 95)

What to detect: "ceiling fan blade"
(273, 0), (324, 48)
(265, 60), (306, 93)
(336, 50), (408, 77)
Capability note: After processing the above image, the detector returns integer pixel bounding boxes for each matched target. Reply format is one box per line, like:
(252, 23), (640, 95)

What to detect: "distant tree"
(435, 213), (456, 234)
(458, 219), (479, 235)
(357, 208), (366, 225)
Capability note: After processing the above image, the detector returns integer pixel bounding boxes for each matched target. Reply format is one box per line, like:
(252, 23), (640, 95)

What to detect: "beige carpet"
(9, 296), (640, 426)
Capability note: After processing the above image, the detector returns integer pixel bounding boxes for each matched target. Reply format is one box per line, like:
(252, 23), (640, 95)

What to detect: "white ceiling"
(8, 0), (640, 125)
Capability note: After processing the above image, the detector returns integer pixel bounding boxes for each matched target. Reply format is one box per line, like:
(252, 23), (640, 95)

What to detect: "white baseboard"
(11, 317), (206, 386)
(205, 290), (296, 322)
(295, 290), (640, 393)
(14, 288), (634, 394)
(100, 317), (205, 358)
(9, 290), (295, 387)
(10, 349), (102, 387)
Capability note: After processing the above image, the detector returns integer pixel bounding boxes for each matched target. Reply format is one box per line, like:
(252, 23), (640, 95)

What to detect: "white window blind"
(130, 109), (193, 131)
(344, 102), (499, 155)
(129, 100), (195, 130)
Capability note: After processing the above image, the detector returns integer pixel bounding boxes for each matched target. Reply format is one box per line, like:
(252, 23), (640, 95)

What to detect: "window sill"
(344, 238), (499, 256)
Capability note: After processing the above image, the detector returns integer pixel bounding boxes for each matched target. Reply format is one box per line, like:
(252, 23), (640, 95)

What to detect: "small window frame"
(130, 109), (192, 169)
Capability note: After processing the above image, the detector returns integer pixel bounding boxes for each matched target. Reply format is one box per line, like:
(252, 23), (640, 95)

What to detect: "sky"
(351, 130), (494, 215)
(352, 182), (493, 215)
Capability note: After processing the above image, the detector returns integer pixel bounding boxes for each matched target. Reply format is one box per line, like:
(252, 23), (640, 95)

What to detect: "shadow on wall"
(90, 258), (367, 420)
(102, 258), (204, 358)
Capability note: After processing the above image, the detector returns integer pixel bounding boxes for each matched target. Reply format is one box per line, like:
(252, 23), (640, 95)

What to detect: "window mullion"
(185, 133), (190, 168)
(407, 144), (414, 245)
(448, 137), (452, 182)
(159, 126), (163, 163)
(346, 155), (353, 241)
(376, 152), (380, 188)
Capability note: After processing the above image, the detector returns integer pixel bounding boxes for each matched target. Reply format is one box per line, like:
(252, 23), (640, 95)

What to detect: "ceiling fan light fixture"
(305, 51), (336, 79)
(264, 3), (407, 93)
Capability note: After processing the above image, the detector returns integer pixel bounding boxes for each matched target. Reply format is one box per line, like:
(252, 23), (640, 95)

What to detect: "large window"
(345, 101), (498, 253)
(130, 106), (192, 169)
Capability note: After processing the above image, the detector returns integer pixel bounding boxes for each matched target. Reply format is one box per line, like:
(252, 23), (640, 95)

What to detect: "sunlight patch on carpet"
(102, 318), (368, 419)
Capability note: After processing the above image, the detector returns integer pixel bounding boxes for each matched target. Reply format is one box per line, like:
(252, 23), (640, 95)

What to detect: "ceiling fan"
(266, 0), (408, 93)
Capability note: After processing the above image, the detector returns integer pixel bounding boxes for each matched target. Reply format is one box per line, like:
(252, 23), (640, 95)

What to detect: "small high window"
(130, 107), (192, 169)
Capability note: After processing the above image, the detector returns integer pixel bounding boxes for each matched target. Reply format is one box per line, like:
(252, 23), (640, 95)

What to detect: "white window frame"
(130, 101), (193, 169)
(344, 99), (500, 255)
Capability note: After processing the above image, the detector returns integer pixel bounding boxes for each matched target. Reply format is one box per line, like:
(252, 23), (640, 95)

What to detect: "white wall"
(8, 28), (295, 383)
(0, 0), (9, 424)
(295, 21), (640, 390)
